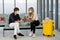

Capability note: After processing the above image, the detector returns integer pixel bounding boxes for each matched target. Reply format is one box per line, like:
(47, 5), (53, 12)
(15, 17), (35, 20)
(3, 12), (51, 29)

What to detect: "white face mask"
(29, 10), (32, 13)
(16, 11), (19, 14)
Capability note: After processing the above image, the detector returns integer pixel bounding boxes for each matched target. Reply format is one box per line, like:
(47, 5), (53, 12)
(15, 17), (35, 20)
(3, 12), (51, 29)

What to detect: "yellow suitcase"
(42, 20), (55, 36)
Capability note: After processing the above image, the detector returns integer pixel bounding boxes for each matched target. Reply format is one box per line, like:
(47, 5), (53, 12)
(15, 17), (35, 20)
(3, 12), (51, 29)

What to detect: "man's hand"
(20, 19), (24, 22)
(18, 19), (24, 22)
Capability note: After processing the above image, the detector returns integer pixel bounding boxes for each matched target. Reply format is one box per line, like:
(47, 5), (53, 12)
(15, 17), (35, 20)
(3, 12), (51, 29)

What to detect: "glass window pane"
(27, 0), (37, 14)
(45, 0), (47, 17)
(53, 0), (55, 18)
(0, 0), (3, 14)
(4, 0), (14, 14)
(16, 0), (26, 14)
(58, 0), (60, 15)
(49, 0), (55, 15)
(49, 0), (51, 11)
(58, 0), (60, 29)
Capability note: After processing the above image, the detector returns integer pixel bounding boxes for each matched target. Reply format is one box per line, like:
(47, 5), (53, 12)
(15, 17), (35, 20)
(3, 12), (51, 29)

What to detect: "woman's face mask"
(29, 10), (32, 13)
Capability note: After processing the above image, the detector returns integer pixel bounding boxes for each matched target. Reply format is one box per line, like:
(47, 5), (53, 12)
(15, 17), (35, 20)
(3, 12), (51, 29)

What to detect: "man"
(9, 7), (24, 39)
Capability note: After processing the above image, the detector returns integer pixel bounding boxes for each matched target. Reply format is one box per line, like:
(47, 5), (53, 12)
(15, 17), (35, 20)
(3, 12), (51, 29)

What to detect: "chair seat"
(20, 22), (30, 26)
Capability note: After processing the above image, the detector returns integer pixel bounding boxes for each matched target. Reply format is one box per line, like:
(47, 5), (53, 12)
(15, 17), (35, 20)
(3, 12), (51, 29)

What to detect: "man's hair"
(14, 7), (19, 12)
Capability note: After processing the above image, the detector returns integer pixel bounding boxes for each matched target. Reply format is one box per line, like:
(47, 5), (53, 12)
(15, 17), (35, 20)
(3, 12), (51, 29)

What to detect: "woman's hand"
(24, 16), (33, 21)
(29, 17), (32, 19)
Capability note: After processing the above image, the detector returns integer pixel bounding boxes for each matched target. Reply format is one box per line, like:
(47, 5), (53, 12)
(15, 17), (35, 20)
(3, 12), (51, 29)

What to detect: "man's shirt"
(9, 13), (21, 24)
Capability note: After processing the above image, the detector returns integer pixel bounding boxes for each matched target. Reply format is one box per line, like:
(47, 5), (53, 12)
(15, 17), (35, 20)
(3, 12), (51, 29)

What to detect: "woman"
(26, 7), (40, 37)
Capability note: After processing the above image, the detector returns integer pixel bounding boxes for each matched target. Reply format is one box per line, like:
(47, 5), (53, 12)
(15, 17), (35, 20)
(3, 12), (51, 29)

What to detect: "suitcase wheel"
(43, 34), (45, 36)
(47, 35), (52, 37)
(53, 34), (55, 37)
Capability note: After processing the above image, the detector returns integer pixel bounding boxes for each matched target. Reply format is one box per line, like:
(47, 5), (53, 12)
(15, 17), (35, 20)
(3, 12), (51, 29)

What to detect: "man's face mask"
(15, 11), (19, 14)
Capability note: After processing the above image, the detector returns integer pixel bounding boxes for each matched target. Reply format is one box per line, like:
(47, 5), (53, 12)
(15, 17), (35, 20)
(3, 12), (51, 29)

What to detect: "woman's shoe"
(29, 31), (33, 37)
(32, 34), (36, 38)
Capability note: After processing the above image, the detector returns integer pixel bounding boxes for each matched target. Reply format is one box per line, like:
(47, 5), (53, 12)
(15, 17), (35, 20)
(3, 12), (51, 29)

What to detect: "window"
(27, 0), (37, 14)
(16, 0), (26, 14)
(0, 0), (3, 14)
(53, 0), (55, 18)
(4, 0), (14, 14)
(58, 0), (60, 29)
(58, 0), (60, 15)
(49, 0), (51, 11)
(45, 0), (47, 17)
(49, 0), (55, 15)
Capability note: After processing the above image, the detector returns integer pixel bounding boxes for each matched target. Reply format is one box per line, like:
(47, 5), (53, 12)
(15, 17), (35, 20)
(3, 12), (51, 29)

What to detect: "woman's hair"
(28, 7), (34, 16)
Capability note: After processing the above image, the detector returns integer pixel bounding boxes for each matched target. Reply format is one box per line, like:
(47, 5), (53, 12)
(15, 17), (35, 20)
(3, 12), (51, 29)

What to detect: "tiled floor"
(0, 27), (60, 40)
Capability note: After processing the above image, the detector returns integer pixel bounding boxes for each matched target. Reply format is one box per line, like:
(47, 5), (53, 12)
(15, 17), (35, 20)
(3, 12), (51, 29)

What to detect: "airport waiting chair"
(2, 14), (42, 37)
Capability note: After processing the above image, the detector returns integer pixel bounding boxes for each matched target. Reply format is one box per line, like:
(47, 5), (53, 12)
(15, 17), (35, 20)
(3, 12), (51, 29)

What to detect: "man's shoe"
(14, 35), (17, 39)
(17, 33), (24, 36)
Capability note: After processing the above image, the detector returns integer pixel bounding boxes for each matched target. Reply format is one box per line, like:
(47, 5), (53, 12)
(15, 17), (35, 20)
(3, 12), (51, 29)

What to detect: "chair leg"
(3, 29), (5, 37)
